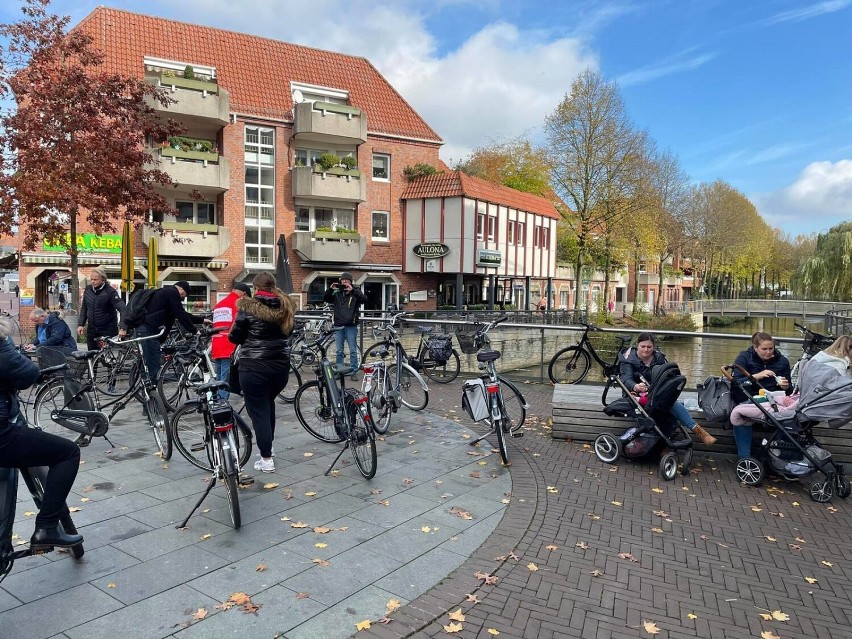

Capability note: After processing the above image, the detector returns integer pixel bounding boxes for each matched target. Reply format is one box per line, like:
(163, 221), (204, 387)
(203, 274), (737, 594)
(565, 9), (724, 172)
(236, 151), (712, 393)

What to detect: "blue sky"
(3, 0), (850, 237)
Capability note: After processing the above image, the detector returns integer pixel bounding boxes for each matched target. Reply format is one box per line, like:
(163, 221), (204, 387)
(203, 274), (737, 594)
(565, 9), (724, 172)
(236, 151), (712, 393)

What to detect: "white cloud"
(617, 49), (717, 87)
(761, 0), (851, 25)
(755, 159), (852, 233)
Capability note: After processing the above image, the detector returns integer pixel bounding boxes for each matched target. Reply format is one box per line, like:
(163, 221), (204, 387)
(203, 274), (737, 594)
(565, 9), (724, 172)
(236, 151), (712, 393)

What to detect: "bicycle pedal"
(238, 475), (255, 487)
(190, 443), (206, 453)
(511, 432), (525, 439)
(74, 435), (90, 448)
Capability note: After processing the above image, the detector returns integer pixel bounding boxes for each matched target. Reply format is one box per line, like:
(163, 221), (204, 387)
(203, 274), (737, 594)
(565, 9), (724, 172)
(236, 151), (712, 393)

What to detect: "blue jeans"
(733, 425), (753, 458)
(135, 324), (162, 384)
(670, 401), (696, 430)
(214, 358), (230, 400)
(335, 325), (359, 373)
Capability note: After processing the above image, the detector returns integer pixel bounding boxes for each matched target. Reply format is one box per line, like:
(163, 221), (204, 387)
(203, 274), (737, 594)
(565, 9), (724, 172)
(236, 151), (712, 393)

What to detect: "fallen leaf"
(487, 630), (500, 636)
(765, 536), (777, 542)
(262, 483), (279, 489)
(687, 613), (697, 620)
(386, 599), (401, 614)
(80, 498), (90, 503)
(303, 452), (313, 457)
(590, 569), (603, 577)
(370, 489), (382, 495)
(314, 543), (327, 549)
(200, 534), (212, 541)
(651, 527), (664, 534)
(69, 507), (82, 512)
(402, 477), (415, 484)
(759, 613), (772, 621)
(313, 526), (332, 534)
(421, 526), (432, 533)
(107, 582), (116, 589)
(546, 544), (558, 551)
(751, 506), (763, 512)
(771, 610), (790, 622)
(651, 488), (664, 493)
(466, 594), (480, 603)
(255, 563), (267, 572)
(805, 576), (818, 584)
(789, 544), (802, 551)
(474, 571), (498, 585)
(653, 510), (669, 517)
(377, 499), (390, 507)
(822, 561), (834, 568)
(611, 501), (622, 506)
(792, 501), (800, 506)
(312, 558), (330, 567)
(576, 541), (589, 550)
(193, 608), (208, 620)
(291, 522), (309, 529)
(355, 619), (372, 631)
(280, 516), (291, 521)
(228, 592), (251, 606)
(761, 632), (781, 639)
(527, 562), (539, 572)
(443, 622), (463, 633)
(795, 537), (806, 543)
(448, 608), (465, 622)
(618, 552), (639, 562)
(23, 511), (35, 517)
(295, 592), (310, 599)
(304, 492), (317, 497)
(643, 620), (661, 635)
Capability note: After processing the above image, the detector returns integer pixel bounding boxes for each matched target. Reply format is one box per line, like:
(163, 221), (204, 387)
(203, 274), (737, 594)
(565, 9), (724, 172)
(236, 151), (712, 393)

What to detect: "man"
(77, 267), (126, 350)
(323, 271), (367, 379)
(121, 280), (206, 383)
(26, 307), (77, 353)
(211, 281), (252, 399)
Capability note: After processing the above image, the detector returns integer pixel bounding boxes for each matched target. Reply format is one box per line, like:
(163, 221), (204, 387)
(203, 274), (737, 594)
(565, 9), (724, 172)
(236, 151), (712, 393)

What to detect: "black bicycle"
(548, 321), (632, 387)
(790, 322), (835, 391)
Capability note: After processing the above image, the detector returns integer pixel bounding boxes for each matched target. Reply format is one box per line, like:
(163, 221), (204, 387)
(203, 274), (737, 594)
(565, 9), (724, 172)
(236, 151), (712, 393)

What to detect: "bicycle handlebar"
(108, 327), (166, 345)
(301, 325), (343, 350)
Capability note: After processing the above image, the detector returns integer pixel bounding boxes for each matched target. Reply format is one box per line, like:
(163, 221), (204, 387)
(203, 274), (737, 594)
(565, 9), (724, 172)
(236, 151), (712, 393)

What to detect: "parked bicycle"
(293, 326), (377, 479)
(363, 319), (460, 384)
(31, 330), (171, 458)
(790, 322), (835, 391)
(361, 344), (397, 435)
(172, 380), (248, 529)
(458, 316), (530, 465)
(548, 321), (632, 386)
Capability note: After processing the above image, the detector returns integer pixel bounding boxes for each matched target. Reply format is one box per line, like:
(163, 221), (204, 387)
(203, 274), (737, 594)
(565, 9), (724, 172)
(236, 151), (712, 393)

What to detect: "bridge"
(691, 298), (852, 322)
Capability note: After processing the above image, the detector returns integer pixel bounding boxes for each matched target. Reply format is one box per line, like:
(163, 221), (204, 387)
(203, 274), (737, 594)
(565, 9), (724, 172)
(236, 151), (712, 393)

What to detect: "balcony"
(144, 74), (230, 127)
(293, 101), (367, 146)
(150, 147), (230, 194)
(143, 223), (232, 259)
(291, 165), (366, 203)
(639, 272), (682, 286)
(292, 230), (367, 263)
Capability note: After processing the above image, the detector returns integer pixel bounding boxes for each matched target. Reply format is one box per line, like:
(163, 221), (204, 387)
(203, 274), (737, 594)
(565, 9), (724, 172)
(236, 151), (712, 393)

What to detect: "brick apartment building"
(14, 7), (558, 314)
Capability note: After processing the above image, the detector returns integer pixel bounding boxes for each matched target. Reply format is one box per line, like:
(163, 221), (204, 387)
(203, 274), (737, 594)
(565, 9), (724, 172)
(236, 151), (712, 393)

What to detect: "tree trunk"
(573, 235), (584, 314)
(656, 257), (664, 315)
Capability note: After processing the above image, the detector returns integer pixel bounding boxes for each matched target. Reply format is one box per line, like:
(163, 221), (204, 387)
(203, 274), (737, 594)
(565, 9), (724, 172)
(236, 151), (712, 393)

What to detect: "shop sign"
(476, 249), (502, 268)
(412, 243), (450, 259)
(43, 233), (124, 254)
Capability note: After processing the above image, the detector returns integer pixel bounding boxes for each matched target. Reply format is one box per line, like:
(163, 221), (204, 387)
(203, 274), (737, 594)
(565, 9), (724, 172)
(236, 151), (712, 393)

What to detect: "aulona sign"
(412, 243), (450, 259)
(43, 233), (124, 254)
(476, 249), (502, 268)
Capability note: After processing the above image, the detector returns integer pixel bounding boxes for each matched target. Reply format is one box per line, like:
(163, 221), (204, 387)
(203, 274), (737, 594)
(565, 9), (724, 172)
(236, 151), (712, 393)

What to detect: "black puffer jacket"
(79, 284), (126, 336)
(323, 285), (367, 326)
(0, 337), (39, 429)
(137, 286), (202, 338)
(228, 290), (293, 370)
(732, 346), (791, 401)
(619, 347), (667, 391)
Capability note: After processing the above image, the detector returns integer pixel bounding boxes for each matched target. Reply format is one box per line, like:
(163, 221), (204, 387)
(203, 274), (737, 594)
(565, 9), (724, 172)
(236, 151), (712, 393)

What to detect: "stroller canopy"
(796, 359), (852, 428)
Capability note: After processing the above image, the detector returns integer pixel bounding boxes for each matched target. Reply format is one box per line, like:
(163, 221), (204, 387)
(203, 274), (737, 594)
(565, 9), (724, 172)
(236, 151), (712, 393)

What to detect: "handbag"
(228, 346), (242, 396)
(696, 375), (733, 423)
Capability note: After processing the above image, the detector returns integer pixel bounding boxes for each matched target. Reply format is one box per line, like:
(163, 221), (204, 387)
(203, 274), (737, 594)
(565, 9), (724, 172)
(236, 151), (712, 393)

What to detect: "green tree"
(793, 222), (852, 300)
(456, 135), (552, 197)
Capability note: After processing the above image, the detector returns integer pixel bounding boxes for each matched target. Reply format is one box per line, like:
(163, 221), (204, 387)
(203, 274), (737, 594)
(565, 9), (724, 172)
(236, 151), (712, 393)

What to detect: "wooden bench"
(551, 384), (852, 464)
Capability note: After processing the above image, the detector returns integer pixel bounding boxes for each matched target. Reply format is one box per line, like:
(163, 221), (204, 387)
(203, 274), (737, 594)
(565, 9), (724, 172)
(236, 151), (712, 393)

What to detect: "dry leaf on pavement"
(527, 563), (539, 572)
(643, 620), (661, 635)
(487, 630), (500, 636)
(295, 592), (310, 599)
(255, 563), (267, 572)
(443, 622), (463, 633)
(546, 544), (558, 551)
(687, 613), (697, 619)
(805, 576), (817, 584)
(618, 552), (639, 562)
(262, 483), (279, 489)
(355, 620), (371, 631)
(291, 522), (309, 529)
(386, 599), (401, 614)
(761, 632), (781, 639)
(448, 608), (465, 622)
(312, 558), (331, 567)
(771, 610), (790, 621)
(313, 526), (332, 534)
(466, 594), (480, 603)
(590, 570), (603, 577)
(193, 608), (207, 620)
(576, 541), (589, 550)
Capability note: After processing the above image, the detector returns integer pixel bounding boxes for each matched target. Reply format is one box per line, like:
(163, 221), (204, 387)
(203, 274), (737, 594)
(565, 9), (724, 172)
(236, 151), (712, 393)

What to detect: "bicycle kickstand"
(469, 431), (491, 447)
(175, 475), (217, 529)
(323, 442), (350, 476)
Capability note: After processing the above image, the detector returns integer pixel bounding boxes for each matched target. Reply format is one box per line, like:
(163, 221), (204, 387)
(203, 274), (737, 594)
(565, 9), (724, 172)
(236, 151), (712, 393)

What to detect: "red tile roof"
(74, 7), (442, 143)
(401, 171), (560, 220)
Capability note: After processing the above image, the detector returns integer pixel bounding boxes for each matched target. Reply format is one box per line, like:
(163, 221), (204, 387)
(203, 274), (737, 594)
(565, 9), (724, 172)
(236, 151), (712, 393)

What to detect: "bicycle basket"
(802, 334), (834, 357)
(37, 346), (68, 370)
(426, 335), (453, 364)
(456, 332), (482, 355)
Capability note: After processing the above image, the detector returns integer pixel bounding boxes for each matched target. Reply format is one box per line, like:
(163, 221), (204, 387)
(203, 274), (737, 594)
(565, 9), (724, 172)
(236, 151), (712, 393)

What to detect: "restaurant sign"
(43, 233), (124, 254)
(476, 249), (502, 268)
(412, 243), (450, 259)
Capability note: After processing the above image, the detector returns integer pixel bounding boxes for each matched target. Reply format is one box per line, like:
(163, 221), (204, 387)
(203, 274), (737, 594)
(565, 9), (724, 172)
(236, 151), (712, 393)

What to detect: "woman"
(0, 317), (82, 550)
(228, 272), (294, 473)
(808, 335), (852, 376)
(730, 332), (792, 459)
(619, 333), (717, 445)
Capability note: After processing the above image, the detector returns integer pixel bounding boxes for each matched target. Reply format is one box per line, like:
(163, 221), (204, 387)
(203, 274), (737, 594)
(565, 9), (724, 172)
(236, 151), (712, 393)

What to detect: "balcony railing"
(292, 230), (367, 263)
(151, 148), (230, 194)
(144, 75), (230, 127)
(143, 223), (231, 259)
(293, 101), (367, 145)
(291, 165), (366, 203)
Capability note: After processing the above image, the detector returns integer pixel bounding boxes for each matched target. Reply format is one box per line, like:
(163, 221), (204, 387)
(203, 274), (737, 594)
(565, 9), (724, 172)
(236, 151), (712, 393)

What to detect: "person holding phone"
(323, 271), (367, 380)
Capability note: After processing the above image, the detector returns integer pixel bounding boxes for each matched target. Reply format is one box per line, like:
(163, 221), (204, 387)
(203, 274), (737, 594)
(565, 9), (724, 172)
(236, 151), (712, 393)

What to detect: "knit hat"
(233, 282), (252, 295)
(340, 271), (354, 283)
(174, 280), (191, 293)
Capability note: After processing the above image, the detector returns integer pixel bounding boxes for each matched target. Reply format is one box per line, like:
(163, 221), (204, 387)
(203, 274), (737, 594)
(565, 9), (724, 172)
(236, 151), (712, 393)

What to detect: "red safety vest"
(211, 291), (240, 360)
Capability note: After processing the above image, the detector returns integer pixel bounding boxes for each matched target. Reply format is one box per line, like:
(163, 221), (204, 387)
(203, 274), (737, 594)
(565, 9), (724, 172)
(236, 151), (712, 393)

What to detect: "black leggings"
(0, 421), (80, 529)
(239, 368), (287, 459)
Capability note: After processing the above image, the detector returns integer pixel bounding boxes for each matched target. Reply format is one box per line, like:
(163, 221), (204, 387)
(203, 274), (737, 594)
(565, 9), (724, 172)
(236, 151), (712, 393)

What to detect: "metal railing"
(692, 299), (852, 319)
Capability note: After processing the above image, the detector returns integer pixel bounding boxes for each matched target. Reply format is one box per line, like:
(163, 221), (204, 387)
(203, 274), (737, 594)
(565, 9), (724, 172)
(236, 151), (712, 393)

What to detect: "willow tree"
(0, 0), (181, 310)
(793, 222), (852, 301)
(545, 69), (644, 312)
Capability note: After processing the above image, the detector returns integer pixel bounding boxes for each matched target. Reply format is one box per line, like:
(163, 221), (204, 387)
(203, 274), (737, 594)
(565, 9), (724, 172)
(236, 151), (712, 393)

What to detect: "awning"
(22, 254), (226, 269)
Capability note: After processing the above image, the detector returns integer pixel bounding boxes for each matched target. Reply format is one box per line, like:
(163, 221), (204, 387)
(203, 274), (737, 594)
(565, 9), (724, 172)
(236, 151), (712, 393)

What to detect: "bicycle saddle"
(195, 380), (230, 395)
(477, 350), (501, 363)
(71, 350), (100, 360)
(415, 325), (433, 333)
(332, 364), (351, 378)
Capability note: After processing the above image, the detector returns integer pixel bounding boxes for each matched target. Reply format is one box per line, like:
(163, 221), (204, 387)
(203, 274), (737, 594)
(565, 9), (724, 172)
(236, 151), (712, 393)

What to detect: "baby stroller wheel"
(735, 457), (764, 486)
(659, 452), (678, 481)
(809, 480), (833, 503)
(594, 433), (622, 464)
(833, 474), (851, 499)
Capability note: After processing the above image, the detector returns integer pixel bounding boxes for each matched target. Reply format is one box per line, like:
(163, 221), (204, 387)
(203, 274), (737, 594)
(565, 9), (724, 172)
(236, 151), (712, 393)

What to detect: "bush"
(183, 65), (195, 79)
(317, 154), (340, 171)
(634, 312), (697, 332)
(708, 316), (741, 327)
(340, 156), (357, 171)
(403, 163), (439, 182)
(438, 304), (457, 310)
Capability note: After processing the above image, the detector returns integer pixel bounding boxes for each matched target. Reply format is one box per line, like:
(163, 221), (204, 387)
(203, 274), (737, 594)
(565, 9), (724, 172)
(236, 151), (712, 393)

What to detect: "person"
(26, 307), (77, 353)
(211, 282), (252, 399)
(537, 295), (548, 312)
(57, 291), (66, 310)
(0, 316), (83, 550)
(77, 267), (127, 350)
(228, 272), (294, 473)
(729, 332), (792, 458)
(808, 335), (852, 376)
(13, 284), (19, 298)
(607, 299), (615, 314)
(323, 271), (367, 379)
(121, 280), (206, 383)
(619, 332), (717, 445)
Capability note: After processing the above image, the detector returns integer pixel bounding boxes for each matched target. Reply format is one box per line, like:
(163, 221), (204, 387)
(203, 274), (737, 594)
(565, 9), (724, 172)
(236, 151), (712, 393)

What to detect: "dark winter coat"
(732, 346), (792, 402)
(137, 286), (203, 339)
(228, 290), (293, 370)
(32, 313), (77, 352)
(79, 283), (126, 337)
(619, 347), (667, 391)
(323, 285), (367, 326)
(0, 337), (39, 428)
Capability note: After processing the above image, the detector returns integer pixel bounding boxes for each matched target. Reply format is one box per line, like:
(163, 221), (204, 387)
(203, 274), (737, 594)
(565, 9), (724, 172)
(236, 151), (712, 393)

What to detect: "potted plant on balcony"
(314, 225), (360, 241)
(315, 153), (340, 174)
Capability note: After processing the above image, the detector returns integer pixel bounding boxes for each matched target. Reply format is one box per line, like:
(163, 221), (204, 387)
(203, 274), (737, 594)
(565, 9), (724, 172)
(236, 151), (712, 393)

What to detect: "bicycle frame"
(368, 313), (429, 403)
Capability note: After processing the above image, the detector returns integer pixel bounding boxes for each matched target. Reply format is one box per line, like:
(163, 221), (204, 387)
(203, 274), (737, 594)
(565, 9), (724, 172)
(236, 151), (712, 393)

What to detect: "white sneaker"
(254, 458), (275, 473)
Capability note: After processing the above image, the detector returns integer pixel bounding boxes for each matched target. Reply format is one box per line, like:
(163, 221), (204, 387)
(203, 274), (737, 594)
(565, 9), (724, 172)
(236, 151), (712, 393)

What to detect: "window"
(295, 148), (355, 168)
(372, 211), (389, 241)
(487, 216), (496, 242)
(507, 220), (514, 245)
(372, 153), (390, 180)
(175, 201), (215, 225)
(477, 213), (485, 240)
(534, 225), (548, 248)
(295, 206), (355, 232)
(516, 221), (525, 246)
(307, 276), (339, 305)
(244, 126), (275, 266)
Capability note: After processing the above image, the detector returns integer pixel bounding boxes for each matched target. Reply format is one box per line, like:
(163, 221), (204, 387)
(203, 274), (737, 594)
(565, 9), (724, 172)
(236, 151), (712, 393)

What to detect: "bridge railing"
(691, 299), (852, 320)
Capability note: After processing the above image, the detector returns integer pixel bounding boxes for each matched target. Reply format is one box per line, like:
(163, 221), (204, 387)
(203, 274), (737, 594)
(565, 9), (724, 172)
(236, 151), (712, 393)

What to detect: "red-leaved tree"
(0, 0), (181, 310)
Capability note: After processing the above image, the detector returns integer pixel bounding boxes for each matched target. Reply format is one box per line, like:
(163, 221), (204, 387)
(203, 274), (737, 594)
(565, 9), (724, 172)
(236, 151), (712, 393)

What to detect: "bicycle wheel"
(145, 392), (171, 460)
(548, 346), (591, 384)
(32, 379), (78, 441)
(497, 376), (527, 434)
(288, 336), (306, 369)
(387, 363), (428, 411)
(419, 347), (460, 384)
(277, 363), (303, 404)
(294, 381), (344, 443)
(170, 406), (252, 471)
(492, 395), (509, 465)
(92, 347), (137, 397)
(157, 356), (189, 412)
(217, 433), (241, 529)
(25, 468), (84, 559)
(347, 392), (377, 479)
(367, 367), (392, 435)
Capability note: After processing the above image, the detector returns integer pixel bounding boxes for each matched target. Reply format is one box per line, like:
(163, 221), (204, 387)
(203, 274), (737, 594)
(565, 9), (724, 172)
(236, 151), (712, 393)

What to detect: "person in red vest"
(211, 281), (252, 399)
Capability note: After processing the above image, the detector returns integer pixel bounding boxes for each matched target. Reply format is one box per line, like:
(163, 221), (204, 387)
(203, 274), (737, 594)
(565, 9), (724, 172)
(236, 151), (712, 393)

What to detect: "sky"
(2, 0), (850, 237)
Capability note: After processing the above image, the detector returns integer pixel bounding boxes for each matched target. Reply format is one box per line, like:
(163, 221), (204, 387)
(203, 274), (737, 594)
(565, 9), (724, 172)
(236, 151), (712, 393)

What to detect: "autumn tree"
(792, 222), (852, 301)
(0, 0), (181, 310)
(545, 69), (645, 312)
(456, 135), (552, 197)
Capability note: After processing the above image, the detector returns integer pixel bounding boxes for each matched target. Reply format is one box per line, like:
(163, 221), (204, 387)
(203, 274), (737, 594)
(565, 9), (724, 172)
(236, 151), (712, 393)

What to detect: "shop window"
(372, 211), (389, 241)
(372, 153), (390, 180)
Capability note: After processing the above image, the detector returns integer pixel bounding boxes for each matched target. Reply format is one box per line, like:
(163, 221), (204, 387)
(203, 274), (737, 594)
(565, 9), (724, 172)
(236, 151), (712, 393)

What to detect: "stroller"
(727, 361), (851, 503)
(593, 363), (694, 480)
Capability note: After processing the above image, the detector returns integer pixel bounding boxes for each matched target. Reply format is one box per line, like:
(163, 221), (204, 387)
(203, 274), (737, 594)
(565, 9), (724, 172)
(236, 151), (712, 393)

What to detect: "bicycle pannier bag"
(696, 375), (734, 423)
(427, 335), (453, 365)
(122, 288), (158, 329)
(461, 378), (490, 421)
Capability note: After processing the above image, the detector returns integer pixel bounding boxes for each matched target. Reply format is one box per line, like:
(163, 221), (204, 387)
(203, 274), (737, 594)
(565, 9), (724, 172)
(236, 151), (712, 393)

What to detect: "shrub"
(340, 156), (357, 171)
(403, 163), (439, 182)
(709, 316), (741, 327)
(183, 65), (195, 79)
(317, 154), (340, 171)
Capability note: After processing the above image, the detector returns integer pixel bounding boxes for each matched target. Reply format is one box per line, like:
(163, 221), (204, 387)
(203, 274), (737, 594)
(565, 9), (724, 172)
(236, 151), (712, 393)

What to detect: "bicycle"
(458, 316), (530, 465)
(31, 330), (172, 459)
(293, 326), (377, 479)
(790, 322), (835, 391)
(363, 319), (460, 384)
(361, 344), (396, 435)
(172, 380), (248, 529)
(548, 321), (633, 387)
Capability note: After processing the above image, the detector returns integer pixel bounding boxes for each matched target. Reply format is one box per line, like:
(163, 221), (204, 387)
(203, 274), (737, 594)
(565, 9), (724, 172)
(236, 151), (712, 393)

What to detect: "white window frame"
(476, 213), (485, 240)
(371, 211), (389, 242)
(516, 221), (525, 246)
(372, 153), (390, 181)
(244, 125), (275, 267)
(487, 216), (496, 243)
(175, 200), (215, 225)
(296, 206), (356, 232)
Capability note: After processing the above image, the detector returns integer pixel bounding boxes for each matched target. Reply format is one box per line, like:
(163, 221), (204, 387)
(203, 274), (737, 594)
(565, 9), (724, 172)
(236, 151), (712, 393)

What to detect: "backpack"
(696, 375), (734, 423)
(644, 363), (686, 415)
(427, 335), (453, 365)
(123, 288), (158, 329)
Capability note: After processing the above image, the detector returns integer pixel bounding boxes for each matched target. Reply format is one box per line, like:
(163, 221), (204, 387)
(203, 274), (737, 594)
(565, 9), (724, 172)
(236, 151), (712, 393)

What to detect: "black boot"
(31, 526), (83, 550)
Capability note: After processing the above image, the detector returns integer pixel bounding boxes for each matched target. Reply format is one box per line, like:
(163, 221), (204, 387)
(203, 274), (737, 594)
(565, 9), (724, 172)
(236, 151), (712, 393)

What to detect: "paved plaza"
(2, 379), (851, 639)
